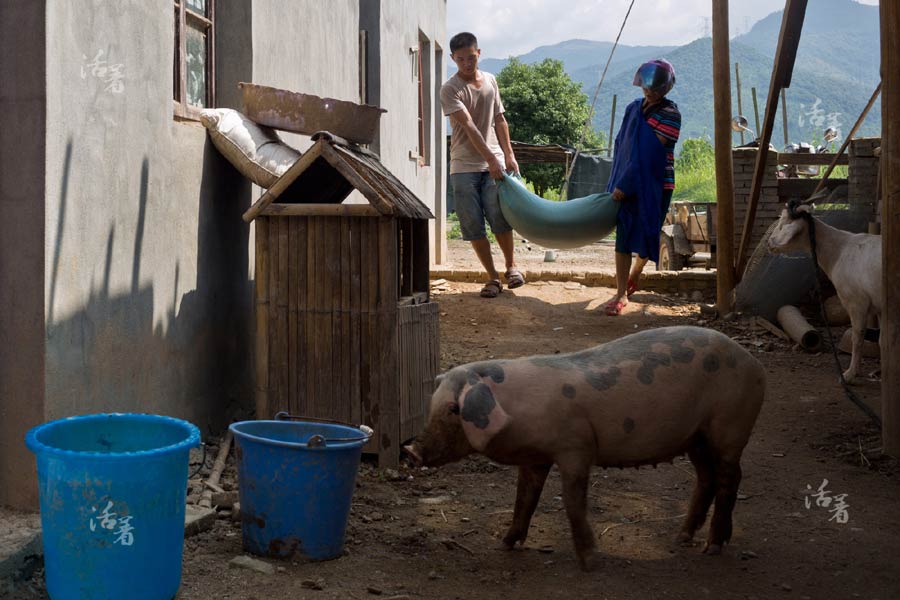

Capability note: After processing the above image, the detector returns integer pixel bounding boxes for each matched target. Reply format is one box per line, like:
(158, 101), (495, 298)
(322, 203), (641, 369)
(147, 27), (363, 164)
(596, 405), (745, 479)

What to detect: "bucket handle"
(274, 412), (374, 446)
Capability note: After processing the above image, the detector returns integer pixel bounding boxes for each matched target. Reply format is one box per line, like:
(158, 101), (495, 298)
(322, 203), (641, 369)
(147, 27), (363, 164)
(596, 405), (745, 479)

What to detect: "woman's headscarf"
(632, 59), (676, 95)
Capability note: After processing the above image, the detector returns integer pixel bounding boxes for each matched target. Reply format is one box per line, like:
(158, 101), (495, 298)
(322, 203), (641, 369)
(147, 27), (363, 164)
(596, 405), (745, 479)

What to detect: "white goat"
(767, 204), (882, 384)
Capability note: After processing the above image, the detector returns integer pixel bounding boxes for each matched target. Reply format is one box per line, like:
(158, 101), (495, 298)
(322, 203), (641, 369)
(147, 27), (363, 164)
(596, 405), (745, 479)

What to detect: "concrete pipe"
(776, 305), (823, 352)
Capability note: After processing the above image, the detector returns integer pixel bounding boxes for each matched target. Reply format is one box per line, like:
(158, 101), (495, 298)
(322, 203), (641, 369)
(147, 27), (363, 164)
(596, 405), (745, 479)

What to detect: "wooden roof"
(510, 141), (575, 164)
(243, 131), (434, 222)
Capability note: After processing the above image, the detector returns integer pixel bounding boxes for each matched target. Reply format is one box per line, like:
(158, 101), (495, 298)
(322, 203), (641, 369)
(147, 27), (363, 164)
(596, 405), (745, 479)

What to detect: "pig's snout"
(403, 443), (423, 466)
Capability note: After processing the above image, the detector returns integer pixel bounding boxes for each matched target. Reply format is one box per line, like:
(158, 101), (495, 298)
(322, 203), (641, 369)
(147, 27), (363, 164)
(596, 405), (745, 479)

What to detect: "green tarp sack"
(496, 174), (618, 249)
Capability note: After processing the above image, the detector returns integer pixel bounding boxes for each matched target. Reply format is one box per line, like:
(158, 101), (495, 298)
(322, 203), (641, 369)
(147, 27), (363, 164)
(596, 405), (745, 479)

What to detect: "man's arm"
(448, 109), (505, 180)
(493, 112), (519, 176)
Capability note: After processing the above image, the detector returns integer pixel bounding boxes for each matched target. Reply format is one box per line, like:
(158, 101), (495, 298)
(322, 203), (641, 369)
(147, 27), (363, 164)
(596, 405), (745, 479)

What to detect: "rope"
(561, 0), (636, 194)
(786, 200), (882, 427)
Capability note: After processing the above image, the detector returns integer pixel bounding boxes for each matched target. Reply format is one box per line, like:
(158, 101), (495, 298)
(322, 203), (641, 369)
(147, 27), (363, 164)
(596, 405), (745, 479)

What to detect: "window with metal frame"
(173, 0), (215, 119)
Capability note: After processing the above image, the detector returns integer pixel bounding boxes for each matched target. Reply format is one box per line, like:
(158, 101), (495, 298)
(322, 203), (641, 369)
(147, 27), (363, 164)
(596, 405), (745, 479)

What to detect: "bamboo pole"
(712, 0), (735, 313)
(735, 62), (745, 144)
(781, 89), (789, 147)
(811, 82), (882, 198)
(199, 430), (233, 509)
(751, 87), (761, 135)
(607, 94), (617, 158)
(880, 0), (900, 456)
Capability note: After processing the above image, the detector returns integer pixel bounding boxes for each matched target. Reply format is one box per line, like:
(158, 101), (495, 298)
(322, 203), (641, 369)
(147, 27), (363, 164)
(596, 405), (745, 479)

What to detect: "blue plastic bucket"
(25, 413), (200, 600)
(230, 415), (371, 560)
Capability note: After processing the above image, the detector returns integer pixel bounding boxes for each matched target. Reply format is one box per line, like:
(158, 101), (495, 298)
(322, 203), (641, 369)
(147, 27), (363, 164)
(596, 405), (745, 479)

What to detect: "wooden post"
(254, 219), (270, 419)
(377, 218), (400, 467)
(735, 62), (745, 145)
(608, 94), (617, 158)
(712, 0), (735, 313)
(781, 89), (789, 147)
(880, 1), (900, 456)
(735, 0), (807, 279)
(751, 87), (761, 135)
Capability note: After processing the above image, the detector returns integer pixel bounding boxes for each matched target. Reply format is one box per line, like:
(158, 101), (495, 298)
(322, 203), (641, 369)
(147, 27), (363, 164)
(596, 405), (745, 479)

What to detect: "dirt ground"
(9, 243), (900, 600)
(441, 236), (621, 274)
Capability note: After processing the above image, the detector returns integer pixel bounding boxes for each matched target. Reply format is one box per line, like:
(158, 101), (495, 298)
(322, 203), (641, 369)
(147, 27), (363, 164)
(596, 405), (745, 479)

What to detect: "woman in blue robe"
(604, 59), (681, 316)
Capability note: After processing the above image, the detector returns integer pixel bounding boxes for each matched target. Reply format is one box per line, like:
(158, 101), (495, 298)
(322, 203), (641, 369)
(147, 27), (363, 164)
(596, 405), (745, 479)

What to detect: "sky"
(446, 0), (880, 59)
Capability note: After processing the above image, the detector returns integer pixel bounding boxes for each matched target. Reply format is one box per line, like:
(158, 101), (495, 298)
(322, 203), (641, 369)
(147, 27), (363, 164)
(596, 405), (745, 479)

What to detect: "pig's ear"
(458, 382), (510, 452)
(434, 373), (446, 389)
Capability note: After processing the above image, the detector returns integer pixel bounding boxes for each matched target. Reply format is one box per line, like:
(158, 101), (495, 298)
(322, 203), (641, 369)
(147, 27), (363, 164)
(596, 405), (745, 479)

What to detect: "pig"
(404, 325), (765, 571)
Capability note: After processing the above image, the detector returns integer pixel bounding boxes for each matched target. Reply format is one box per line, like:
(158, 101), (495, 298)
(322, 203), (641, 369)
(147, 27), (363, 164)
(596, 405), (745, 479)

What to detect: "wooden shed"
(242, 131), (439, 467)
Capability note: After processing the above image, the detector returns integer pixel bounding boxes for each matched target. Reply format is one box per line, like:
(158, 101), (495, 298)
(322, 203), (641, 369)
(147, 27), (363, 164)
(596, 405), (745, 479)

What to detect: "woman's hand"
(612, 188), (626, 201)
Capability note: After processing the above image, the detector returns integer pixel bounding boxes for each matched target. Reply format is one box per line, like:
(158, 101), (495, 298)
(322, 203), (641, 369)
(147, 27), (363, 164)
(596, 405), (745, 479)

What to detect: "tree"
(496, 58), (605, 196)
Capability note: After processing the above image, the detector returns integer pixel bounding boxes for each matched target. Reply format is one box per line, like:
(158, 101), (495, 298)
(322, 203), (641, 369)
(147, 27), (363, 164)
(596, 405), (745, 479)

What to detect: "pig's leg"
(502, 464), (552, 549)
(704, 457), (742, 555)
(558, 457), (596, 571)
(677, 443), (717, 545)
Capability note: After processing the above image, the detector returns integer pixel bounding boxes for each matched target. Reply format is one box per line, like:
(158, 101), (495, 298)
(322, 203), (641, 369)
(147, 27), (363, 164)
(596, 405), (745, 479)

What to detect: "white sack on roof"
(199, 108), (301, 188)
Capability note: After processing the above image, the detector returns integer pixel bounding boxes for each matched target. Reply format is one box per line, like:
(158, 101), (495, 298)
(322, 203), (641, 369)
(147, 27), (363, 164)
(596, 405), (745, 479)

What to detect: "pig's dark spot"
(528, 327), (734, 385)
(637, 352), (672, 384)
(562, 384), (576, 399)
(725, 353), (738, 368)
(462, 383), (496, 430)
(474, 363), (506, 384)
(585, 367), (620, 391)
(623, 417), (636, 433)
(444, 370), (471, 398)
(465, 369), (480, 385)
(670, 345), (695, 363)
(703, 353), (720, 372)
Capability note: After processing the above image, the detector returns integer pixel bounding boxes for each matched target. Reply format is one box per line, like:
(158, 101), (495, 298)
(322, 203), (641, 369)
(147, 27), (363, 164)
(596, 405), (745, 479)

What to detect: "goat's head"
(767, 202), (813, 254)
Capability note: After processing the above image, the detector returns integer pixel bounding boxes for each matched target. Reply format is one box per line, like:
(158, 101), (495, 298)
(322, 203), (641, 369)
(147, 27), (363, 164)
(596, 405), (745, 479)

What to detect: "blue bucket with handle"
(230, 413), (372, 560)
(25, 413), (200, 600)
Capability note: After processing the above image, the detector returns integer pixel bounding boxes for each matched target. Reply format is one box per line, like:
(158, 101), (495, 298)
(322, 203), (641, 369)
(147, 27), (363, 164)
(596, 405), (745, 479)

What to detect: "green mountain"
(475, 0), (881, 151)
(478, 39), (677, 81)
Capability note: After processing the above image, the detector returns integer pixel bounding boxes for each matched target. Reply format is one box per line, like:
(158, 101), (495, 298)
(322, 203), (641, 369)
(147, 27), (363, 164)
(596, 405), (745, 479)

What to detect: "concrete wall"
(1, 0), (442, 510)
(367, 0), (447, 265)
(0, 0), (47, 510)
(41, 1), (253, 432)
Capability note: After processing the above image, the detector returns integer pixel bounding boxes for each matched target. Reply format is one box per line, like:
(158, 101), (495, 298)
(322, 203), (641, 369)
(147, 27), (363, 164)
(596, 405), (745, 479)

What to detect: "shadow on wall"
(44, 138), (254, 435)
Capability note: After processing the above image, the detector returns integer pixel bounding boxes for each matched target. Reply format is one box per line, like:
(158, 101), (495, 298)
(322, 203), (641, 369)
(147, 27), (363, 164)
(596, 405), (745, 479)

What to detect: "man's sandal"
(505, 268), (526, 289)
(604, 299), (626, 316)
(480, 279), (503, 298)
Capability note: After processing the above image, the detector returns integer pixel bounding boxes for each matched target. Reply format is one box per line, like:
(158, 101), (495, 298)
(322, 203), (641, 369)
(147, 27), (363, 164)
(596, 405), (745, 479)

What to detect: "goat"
(767, 203), (882, 384)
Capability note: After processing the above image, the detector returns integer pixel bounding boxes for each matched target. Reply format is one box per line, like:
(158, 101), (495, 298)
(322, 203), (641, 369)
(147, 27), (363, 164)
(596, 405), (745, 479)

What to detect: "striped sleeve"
(646, 101), (681, 145)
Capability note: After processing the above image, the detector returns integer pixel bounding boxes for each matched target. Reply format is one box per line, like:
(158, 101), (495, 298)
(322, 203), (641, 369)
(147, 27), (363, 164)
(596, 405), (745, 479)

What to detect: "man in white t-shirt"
(440, 32), (524, 298)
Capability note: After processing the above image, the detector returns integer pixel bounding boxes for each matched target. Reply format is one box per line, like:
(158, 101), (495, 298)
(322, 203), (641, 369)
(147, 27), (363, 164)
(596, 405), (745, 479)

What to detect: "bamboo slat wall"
(398, 302), (440, 444)
(255, 214), (436, 466)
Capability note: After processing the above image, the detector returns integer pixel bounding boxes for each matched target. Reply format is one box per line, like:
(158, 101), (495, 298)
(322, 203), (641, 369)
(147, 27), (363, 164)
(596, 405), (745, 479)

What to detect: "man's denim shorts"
(450, 172), (513, 241)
